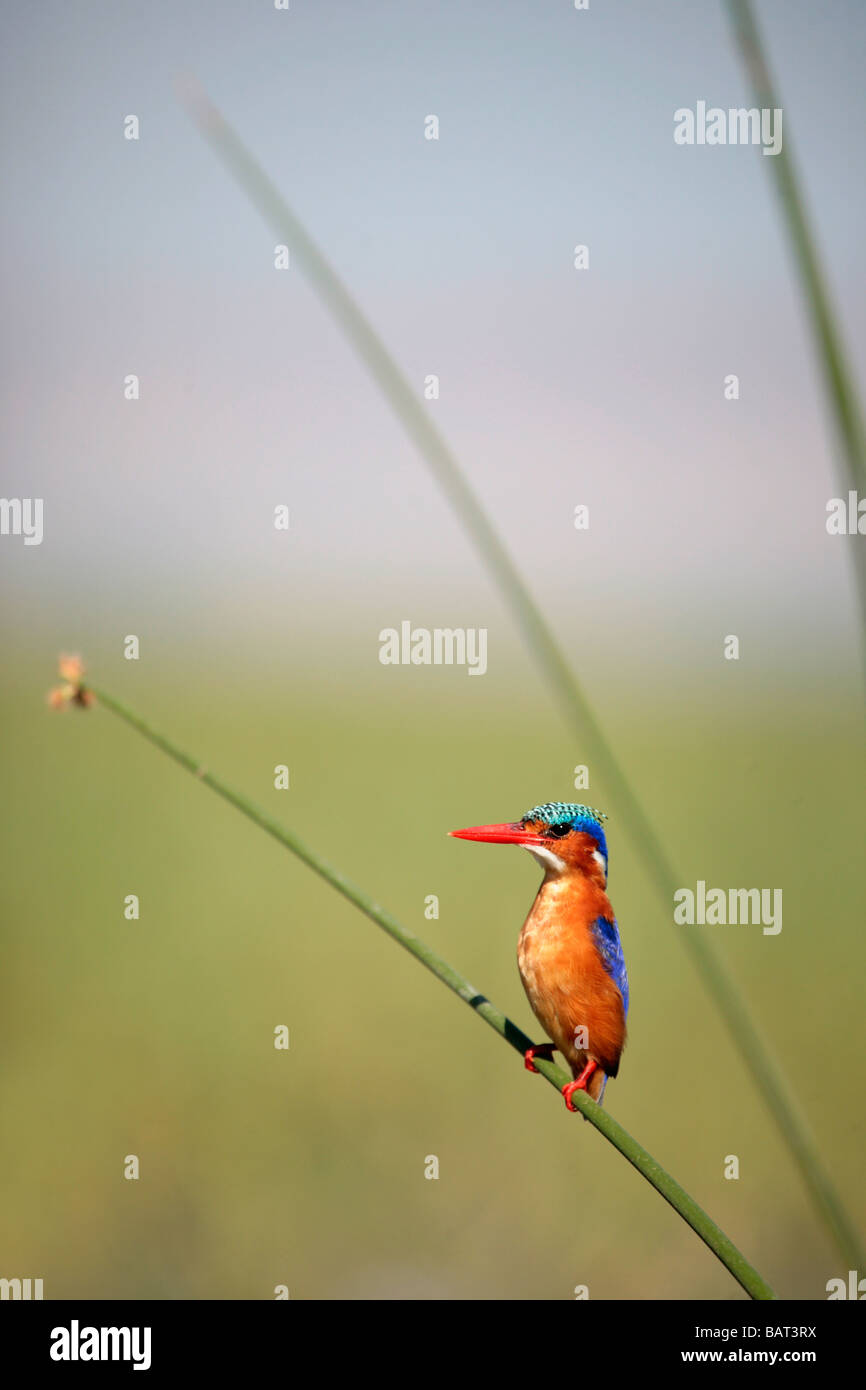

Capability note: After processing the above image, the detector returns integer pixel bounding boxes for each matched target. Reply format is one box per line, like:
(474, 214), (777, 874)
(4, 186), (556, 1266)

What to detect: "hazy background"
(1, 0), (864, 1299)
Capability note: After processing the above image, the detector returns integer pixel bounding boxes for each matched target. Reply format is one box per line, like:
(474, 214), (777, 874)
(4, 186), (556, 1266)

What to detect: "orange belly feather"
(517, 872), (626, 1100)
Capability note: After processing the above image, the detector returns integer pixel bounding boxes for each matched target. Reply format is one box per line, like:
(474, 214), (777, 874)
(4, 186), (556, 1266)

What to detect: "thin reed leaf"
(726, 0), (866, 636)
(726, 0), (866, 496)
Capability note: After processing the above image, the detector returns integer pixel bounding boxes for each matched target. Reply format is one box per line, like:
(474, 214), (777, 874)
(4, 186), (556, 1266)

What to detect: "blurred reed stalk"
(179, 80), (863, 1270)
(726, 0), (866, 645)
(70, 674), (775, 1300)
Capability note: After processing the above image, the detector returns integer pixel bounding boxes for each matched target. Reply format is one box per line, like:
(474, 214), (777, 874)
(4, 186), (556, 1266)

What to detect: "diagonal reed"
(725, 0), (866, 642)
(177, 80), (863, 1270)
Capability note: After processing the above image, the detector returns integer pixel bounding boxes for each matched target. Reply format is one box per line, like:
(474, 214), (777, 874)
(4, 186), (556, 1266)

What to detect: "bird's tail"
(589, 1069), (608, 1106)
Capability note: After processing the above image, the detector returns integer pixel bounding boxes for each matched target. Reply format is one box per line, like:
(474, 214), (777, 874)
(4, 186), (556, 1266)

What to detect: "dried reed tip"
(48, 653), (94, 710)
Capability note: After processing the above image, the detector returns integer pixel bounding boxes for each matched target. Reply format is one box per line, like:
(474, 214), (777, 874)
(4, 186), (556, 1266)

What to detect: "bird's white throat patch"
(523, 844), (567, 877)
(522, 843), (608, 883)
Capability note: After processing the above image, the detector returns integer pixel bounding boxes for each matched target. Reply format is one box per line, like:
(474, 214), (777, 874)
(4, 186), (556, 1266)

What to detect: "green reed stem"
(84, 678), (775, 1299)
(178, 80), (864, 1272)
(726, 0), (866, 636)
(726, 0), (866, 495)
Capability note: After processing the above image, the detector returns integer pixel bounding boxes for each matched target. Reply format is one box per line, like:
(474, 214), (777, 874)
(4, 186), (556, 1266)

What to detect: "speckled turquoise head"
(520, 802), (609, 861)
(449, 802), (610, 877)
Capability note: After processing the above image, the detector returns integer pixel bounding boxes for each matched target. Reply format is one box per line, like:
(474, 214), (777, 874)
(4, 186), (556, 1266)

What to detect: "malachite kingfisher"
(450, 803), (628, 1110)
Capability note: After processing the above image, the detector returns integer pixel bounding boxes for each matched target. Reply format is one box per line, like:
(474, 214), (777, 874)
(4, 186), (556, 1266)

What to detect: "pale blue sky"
(2, 0), (864, 680)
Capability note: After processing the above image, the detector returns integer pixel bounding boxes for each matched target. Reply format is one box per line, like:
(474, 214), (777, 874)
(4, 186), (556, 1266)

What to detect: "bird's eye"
(548, 822), (571, 838)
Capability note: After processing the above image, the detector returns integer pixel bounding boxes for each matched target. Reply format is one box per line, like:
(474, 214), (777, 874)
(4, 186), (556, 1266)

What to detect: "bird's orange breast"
(517, 872), (626, 1079)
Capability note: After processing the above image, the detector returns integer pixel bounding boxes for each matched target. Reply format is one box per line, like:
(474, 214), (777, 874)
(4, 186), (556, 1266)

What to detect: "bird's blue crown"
(520, 801), (609, 859)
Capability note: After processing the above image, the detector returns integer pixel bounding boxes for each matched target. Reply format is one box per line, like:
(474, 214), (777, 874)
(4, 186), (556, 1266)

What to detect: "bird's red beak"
(449, 822), (546, 846)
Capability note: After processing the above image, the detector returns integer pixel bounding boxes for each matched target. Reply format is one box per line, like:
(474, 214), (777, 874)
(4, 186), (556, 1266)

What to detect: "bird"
(449, 802), (628, 1110)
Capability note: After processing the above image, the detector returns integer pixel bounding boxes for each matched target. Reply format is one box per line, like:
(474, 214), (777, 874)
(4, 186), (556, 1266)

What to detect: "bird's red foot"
(524, 1043), (556, 1073)
(562, 1058), (599, 1111)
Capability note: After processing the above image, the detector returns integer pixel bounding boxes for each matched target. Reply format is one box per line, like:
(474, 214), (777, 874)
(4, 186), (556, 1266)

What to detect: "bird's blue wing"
(591, 916), (629, 1017)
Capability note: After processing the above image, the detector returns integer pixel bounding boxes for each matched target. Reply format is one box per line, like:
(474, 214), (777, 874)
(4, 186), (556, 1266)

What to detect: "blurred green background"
(1, 633), (863, 1299)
